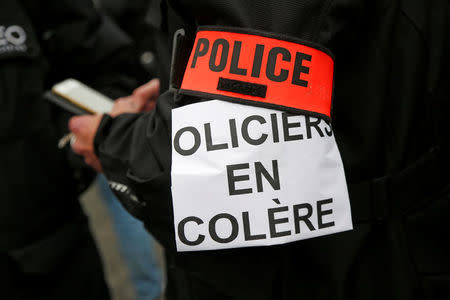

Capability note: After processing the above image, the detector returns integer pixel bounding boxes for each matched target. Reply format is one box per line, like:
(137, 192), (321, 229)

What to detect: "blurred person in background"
(94, 1), (167, 299)
(0, 0), (150, 298)
(95, 1), (191, 299)
(95, 0), (172, 90)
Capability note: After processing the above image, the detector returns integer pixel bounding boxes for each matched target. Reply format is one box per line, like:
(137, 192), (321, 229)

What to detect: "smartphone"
(49, 78), (113, 114)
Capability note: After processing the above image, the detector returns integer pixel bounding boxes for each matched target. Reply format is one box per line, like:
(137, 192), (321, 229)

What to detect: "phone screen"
(52, 79), (113, 114)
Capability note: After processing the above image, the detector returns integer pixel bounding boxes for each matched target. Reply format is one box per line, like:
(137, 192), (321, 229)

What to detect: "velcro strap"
(179, 26), (335, 121)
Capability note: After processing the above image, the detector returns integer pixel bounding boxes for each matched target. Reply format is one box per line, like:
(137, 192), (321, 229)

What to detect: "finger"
(84, 155), (103, 173)
(92, 160), (103, 173)
(84, 155), (97, 166)
(69, 115), (99, 139)
(71, 137), (90, 156)
(144, 99), (157, 111)
(111, 101), (130, 116)
(111, 100), (140, 116)
(133, 78), (160, 107)
(68, 115), (88, 135)
(83, 114), (103, 134)
(68, 114), (102, 154)
(133, 78), (160, 99)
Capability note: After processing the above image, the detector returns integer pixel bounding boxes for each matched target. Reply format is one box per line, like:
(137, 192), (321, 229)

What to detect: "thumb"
(133, 78), (160, 104)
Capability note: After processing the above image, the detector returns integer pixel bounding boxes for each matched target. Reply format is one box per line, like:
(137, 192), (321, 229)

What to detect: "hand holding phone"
(46, 78), (160, 116)
(66, 79), (160, 172)
(49, 78), (114, 115)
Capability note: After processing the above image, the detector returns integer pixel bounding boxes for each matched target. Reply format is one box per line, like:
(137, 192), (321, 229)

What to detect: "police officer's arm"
(69, 78), (161, 172)
(69, 91), (175, 248)
(70, 89), (172, 176)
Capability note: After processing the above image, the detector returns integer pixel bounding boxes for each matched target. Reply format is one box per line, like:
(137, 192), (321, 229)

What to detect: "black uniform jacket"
(94, 0), (450, 299)
(0, 0), (138, 255)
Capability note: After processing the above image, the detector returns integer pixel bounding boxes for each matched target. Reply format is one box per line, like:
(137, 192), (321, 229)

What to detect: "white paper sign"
(171, 100), (352, 252)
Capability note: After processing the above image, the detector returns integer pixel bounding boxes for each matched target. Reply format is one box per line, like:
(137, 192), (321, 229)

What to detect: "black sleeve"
(94, 90), (176, 249)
